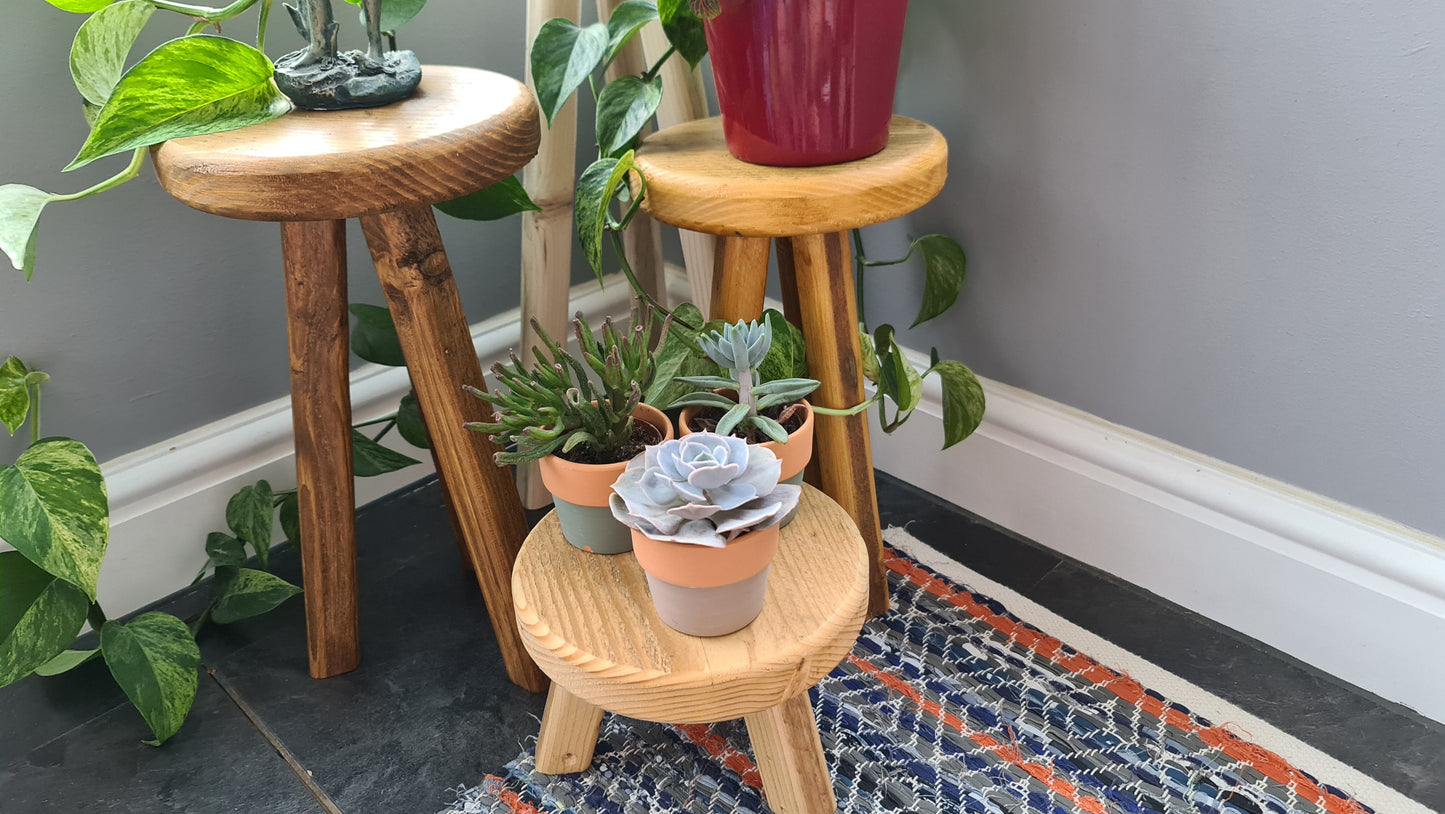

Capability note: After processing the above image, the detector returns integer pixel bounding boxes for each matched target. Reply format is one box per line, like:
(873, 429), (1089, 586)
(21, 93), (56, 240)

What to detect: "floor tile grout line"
(208, 667), (344, 814)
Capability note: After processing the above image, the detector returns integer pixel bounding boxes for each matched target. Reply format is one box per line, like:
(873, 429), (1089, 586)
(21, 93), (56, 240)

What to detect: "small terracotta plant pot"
(680, 399), (813, 525)
(631, 524), (780, 637)
(538, 403), (673, 554)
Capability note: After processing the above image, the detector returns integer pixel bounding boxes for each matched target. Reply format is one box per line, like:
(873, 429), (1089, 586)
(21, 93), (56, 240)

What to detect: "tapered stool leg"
(774, 238), (822, 488)
(360, 206), (549, 693)
(709, 235), (771, 321)
(535, 684), (605, 774)
(745, 692), (836, 814)
(280, 219), (360, 679)
(789, 232), (889, 617)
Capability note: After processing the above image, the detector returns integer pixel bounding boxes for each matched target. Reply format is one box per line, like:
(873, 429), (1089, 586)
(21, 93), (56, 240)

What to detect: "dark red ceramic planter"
(704, 0), (909, 167)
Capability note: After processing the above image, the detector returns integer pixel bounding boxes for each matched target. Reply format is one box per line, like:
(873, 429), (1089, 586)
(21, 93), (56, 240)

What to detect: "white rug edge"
(882, 526), (1431, 814)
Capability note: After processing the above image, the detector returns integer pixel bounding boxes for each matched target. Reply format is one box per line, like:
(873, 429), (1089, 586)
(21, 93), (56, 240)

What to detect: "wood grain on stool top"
(152, 66), (540, 221)
(513, 485), (869, 724)
(633, 116), (946, 237)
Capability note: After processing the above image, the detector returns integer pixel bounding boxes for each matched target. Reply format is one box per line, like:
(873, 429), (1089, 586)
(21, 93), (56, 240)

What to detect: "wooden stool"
(633, 116), (948, 617)
(152, 66), (547, 692)
(513, 485), (869, 814)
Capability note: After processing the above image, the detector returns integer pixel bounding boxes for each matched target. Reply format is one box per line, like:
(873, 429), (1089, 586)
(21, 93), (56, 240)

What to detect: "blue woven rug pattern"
(443, 546), (1375, 814)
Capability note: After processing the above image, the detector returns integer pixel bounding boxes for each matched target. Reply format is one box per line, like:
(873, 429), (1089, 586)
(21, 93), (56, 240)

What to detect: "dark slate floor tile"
(0, 673), (320, 813)
(875, 471), (1062, 595)
(203, 479), (548, 814)
(1016, 562), (1445, 809)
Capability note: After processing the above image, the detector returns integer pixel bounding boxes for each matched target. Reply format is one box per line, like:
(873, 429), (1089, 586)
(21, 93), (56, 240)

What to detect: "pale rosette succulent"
(609, 432), (801, 548)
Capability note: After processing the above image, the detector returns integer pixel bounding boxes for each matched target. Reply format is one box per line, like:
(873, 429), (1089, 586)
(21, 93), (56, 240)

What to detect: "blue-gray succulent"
(609, 433), (801, 548)
(671, 319), (819, 443)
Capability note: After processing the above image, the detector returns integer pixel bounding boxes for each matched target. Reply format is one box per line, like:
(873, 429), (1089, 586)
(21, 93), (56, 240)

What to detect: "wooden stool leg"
(280, 219), (361, 680)
(745, 692), (836, 814)
(535, 684), (605, 774)
(789, 232), (889, 617)
(360, 206), (549, 693)
(709, 235), (771, 321)
(774, 238), (822, 488)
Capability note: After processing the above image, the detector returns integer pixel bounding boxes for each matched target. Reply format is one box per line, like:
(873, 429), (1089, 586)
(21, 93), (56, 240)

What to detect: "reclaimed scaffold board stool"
(151, 66), (548, 692)
(514, 485), (869, 814)
(633, 116), (948, 618)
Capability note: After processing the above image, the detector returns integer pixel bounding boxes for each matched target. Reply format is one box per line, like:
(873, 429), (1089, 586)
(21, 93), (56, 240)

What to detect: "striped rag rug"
(442, 528), (1422, 814)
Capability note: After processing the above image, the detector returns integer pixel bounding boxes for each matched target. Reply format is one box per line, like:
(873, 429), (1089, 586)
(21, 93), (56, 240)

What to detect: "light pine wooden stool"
(152, 66), (548, 692)
(514, 485), (869, 814)
(633, 116), (948, 618)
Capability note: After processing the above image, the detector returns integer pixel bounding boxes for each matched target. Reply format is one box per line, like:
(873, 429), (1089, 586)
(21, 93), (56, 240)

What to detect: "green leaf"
(758, 309), (809, 382)
(202, 532), (246, 570)
(70, 0), (157, 108)
(100, 613), (200, 745)
(574, 153), (637, 277)
(531, 19), (609, 126)
(344, 0), (426, 32)
(910, 235), (967, 328)
(351, 430), (421, 477)
(277, 491), (301, 546)
(348, 303), (405, 367)
(0, 551), (90, 687)
(714, 403), (751, 437)
(44, 0), (113, 12)
(68, 35), (291, 170)
(660, 4), (707, 69)
(210, 568), (301, 624)
(604, 0), (659, 62)
(434, 176), (539, 221)
(0, 439), (108, 600)
(34, 647), (100, 677)
(595, 75), (663, 157)
(928, 360), (986, 449)
(858, 324), (880, 384)
(645, 302), (720, 409)
(395, 390), (430, 449)
(0, 357), (33, 435)
(0, 185), (56, 279)
(225, 480), (273, 568)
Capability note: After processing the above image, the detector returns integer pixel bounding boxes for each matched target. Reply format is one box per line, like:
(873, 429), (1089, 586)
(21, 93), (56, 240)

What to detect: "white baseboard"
(868, 347), (1445, 724)
(95, 273), (644, 620)
(91, 270), (1445, 723)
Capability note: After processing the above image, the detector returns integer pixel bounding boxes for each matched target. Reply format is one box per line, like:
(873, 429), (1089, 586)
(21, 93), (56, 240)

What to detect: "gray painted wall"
(3, 1), (1440, 537)
(869, 0), (1443, 536)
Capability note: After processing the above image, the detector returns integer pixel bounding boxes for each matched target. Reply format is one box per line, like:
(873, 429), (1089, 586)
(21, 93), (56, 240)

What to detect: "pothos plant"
(0, 0), (431, 280)
(0, 305), (430, 745)
(531, 0), (986, 448)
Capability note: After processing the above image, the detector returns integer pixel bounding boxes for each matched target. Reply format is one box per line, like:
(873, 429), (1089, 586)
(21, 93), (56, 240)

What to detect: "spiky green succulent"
(671, 319), (819, 443)
(465, 300), (669, 465)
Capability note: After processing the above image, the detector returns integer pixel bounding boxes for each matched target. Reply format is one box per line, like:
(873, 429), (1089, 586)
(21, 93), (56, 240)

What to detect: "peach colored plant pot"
(631, 524), (779, 636)
(679, 398), (813, 525)
(537, 402), (673, 554)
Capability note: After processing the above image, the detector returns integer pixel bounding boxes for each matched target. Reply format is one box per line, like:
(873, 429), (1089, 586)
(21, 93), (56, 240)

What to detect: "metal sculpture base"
(274, 49), (422, 112)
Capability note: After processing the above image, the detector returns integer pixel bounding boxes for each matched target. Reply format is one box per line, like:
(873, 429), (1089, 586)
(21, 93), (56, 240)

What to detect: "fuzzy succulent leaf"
(609, 433), (798, 548)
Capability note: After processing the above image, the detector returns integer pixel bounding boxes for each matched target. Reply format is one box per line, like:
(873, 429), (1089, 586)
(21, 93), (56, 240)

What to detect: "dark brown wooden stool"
(634, 116), (948, 616)
(152, 66), (548, 691)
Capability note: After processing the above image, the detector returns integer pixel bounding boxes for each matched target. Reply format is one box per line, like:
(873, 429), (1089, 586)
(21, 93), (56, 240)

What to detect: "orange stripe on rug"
(481, 775), (540, 814)
(882, 546), (1373, 814)
(847, 654), (1109, 814)
(673, 723), (765, 789)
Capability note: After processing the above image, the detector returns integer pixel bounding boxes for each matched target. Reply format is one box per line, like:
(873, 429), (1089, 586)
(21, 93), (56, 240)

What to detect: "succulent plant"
(609, 433), (801, 548)
(670, 319), (819, 443)
(465, 300), (669, 465)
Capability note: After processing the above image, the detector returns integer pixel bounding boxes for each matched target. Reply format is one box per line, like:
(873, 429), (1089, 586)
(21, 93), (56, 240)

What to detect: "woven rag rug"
(443, 528), (1425, 814)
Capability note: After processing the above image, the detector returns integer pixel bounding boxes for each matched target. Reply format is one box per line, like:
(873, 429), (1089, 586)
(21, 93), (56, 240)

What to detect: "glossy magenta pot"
(704, 0), (909, 167)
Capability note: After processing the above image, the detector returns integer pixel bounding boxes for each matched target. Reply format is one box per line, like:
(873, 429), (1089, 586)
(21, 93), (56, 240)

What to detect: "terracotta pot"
(537, 402), (673, 554)
(705, 0), (910, 166)
(679, 398), (813, 525)
(631, 524), (779, 636)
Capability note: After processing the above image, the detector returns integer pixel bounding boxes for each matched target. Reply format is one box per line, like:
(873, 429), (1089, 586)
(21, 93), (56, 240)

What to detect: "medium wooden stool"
(633, 116), (948, 617)
(152, 66), (547, 692)
(513, 485), (869, 814)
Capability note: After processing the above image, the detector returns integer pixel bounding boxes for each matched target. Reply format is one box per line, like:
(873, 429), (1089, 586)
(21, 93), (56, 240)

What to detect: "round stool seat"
(633, 115), (947, 237)
(151, 66), (539, 222)
(513, 484), (869, 724)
